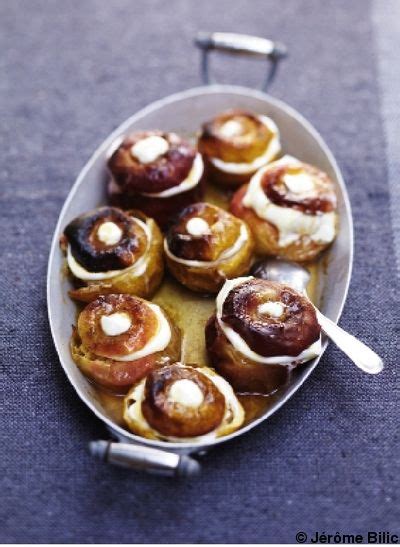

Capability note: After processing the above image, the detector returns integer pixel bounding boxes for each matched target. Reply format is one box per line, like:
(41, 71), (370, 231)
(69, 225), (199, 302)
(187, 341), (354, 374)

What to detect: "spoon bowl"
(251, 258), (311, 292)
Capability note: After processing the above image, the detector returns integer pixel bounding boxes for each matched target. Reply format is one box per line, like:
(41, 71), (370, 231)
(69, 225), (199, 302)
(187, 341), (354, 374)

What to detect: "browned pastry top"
(108, 131), (196, 194)
(77, 294), (159, 359)
(142, 364), (226, 438)
(221, 279), (320, 357)
(64, 207), (147, 272)
(261, 162), (337, 215)
(198, 109), (273, 163)
(166, 202), (243, 261)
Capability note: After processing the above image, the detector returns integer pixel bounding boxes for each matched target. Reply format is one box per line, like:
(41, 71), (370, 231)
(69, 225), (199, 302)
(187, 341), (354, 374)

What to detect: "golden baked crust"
(230, 184), (337, 262)
(77, 294), (159, 359)
(198, 110), (280, 188)
(70, 297), (181, 393)
(165, 203), (254, 293)
(199, 109), (273, 163)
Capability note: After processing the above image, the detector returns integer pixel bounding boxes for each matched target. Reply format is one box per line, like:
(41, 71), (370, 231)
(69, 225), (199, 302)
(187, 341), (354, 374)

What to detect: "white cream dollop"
(110, 303), (171, 362)
(97, 221), (123, 246)
(219, 119), (243, 138)
(186, 217), (210, 236)
(242, 156), (336, 247)
(216, 277), (321, 366)
(167, 379), (204, 408)
(100, 312), (132, 336)
(283, 172), (315, 194)
(258, 301), (284, 318)
(210, 116), (281, 175)
(131, 135), (169, 164)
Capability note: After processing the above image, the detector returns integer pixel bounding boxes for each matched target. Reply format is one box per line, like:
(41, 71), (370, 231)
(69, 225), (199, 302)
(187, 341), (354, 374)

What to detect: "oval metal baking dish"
(47, 34), (353, 477)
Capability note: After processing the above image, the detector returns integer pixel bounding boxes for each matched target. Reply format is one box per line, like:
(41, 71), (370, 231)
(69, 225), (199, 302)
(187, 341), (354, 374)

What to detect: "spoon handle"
(316, 310), (384, 374)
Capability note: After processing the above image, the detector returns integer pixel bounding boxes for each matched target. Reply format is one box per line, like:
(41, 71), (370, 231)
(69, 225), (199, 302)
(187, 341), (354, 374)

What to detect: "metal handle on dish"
(194, 31), (287, 91)
(316, 310), (384, 375)
(89, 440), (201, 477)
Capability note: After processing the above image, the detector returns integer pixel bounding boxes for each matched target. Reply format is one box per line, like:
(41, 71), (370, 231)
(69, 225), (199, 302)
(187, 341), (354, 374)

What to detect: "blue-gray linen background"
(0, 0), (399, 543)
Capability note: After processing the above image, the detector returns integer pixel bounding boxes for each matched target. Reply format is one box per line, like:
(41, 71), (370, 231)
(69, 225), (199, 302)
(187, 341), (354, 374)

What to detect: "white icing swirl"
(242, 156), (336, 247)
(164, 223), (249, 268)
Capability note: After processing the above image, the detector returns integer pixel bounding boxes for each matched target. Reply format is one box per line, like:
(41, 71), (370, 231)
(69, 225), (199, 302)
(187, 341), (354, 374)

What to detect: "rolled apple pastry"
(206, 277), (321, 394)
(108, 131), (204, 229)
(198, 109), (281, 187)
(230, 156), (338, 261)
(164, 202), (254, 293)
(61, 206), (164, 302)
(71, 294), (181, 393)
(123, 363), (244, 442)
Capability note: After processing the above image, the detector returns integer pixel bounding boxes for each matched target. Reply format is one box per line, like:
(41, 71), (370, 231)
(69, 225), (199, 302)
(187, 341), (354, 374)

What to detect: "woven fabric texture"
(0, 0), (398, 542)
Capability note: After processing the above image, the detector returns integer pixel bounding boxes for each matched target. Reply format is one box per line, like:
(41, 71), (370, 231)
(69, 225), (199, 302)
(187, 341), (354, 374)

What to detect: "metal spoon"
(251, 258), (384, 375)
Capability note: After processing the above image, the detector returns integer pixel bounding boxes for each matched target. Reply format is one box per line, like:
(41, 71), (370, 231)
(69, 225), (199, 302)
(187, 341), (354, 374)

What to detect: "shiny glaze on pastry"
(206, 277), (321, 394)
(108, 131), (204, 228)
(61, 207), (164, 302)
(164, 202), (254, 293)
(123, 363), (244, 441)
(198, 109), (281, 187)
(71, 294), (181, 393)
(230, 156), (338, 261)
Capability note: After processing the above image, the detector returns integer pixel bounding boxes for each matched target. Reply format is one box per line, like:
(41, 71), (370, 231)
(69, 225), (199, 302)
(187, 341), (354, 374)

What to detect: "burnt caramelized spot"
(166, 202), (242, 261)
(108, 131), (196, 194)
(77, 294), (159, 359)
(221, 279), (320, 357)
(142, 364), (225, 438)
(261, 163), (337, 215)
(198, 109), (273, 163)
(64, 207), (147, 272)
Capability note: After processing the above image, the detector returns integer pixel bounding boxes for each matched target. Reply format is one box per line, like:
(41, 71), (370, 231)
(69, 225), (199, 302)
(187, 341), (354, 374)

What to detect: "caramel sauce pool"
(94, 184), (321, 432)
